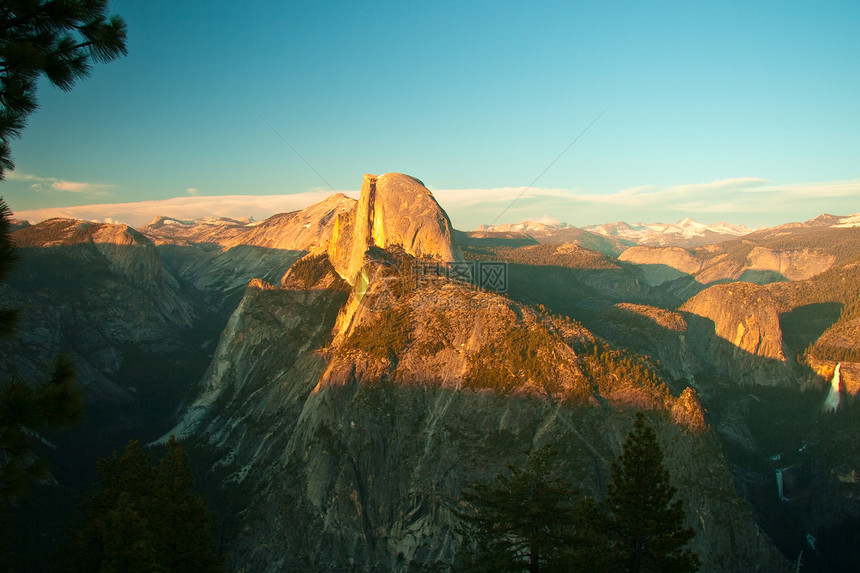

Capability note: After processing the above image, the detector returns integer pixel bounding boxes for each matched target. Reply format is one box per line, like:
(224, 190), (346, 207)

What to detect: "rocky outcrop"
(0, 219), (209, 406)
(170, 254), (788, 571)
(140, 195), (355, 311)
(619, 246), (703, 285)
(142, 193), (355, 251)
(671, 387), (708, 431)
(681, 282), (791, 386)
(620, 242), (836, 299)
(744, 246), (835, 282)
(681, 282), (786, 362)
(328, 173), (460, 284)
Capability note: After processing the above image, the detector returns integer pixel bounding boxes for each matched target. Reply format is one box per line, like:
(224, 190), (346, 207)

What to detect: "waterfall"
(776, 467), (791, 502)
(823, 363), (842, 412)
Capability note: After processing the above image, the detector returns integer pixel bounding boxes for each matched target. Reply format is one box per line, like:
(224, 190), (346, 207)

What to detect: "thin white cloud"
(9, 178), (858, 231)
(750, 180), (860, 198)
(12, 190), (359, 227)
(430, 186), (570, 209)
(51, 180), (113, 194)
(569, 178), (770, 207)
(434, 178), (859, 228)
(7, 171), (113, 195)
(186, 187), (201, 196)
(533, 215), (562, 226)
(5, 172), (40, 182)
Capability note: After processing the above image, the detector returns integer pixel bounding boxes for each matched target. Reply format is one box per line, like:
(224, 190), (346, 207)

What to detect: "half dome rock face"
(329, 173), (460, 283)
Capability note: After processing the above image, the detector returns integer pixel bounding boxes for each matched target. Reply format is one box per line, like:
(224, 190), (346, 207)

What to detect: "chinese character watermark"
(354, 260), (508, 311)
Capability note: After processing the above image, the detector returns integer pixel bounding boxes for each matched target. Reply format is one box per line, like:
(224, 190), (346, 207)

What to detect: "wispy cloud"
(50, 180), (113, 194)
(7, 171), (114, 196)
(186, 188), (201, 196)
(434, 178), (859, 229)
(557, 178), (771, 211)
(8, 177), (858, 231)
(11, 191), (359, 227)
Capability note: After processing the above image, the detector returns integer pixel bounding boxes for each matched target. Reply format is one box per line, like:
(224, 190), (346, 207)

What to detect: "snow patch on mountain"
(585, 218), (757, 247)
(476, 220), (570, 234)
(834, 214), (860, 228)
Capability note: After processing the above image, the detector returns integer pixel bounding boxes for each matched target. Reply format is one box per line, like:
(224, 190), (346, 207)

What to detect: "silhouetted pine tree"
(0, 199), (16, 334)
(0, 0), (128, 176)
(68, 438), (222, 573)
(0, 354), (82, 504)
(606, 412), (698, 573)
(453, 445), (579, 573)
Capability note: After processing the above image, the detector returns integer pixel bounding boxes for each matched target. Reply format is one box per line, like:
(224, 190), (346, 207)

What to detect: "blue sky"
(3, 0), (859, 229)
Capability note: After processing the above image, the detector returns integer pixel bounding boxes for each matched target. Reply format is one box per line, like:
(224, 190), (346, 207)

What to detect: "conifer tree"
(0, 0), (128, 177)
(1, 0), (127, 504)
(606, 412), (699, 573)
(69, 438), (223, 573)
(0, 198), (15, 334)
(453, 445), (579, 573)
(0, 354), (82, 504)
(0, 199), (84, 504)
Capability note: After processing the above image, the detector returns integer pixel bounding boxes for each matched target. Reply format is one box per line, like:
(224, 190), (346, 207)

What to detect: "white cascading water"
(776, 467), (790, 502)
(823, 362), (842, 412)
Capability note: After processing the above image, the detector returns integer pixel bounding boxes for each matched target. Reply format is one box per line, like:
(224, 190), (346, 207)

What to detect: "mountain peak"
(585, 218), (753, 247)
(806, 213), (845, 226)
(328, 173), (460, 284)
(12, 218), (150, 247)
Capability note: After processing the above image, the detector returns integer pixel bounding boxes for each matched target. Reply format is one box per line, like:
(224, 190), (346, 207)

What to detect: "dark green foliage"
(453, 445), (580, 573)
(1, 203), (87, 505)
(453, 416), (697, 573)
(68, 437), (223, 573)
(0, 199), (15, 281)
(0, 355), (83, 504)
(563, 497), (612, 571)
(0, 198), (16, 334)
(0, 0), (128, 176)
(606, 412), (698, 572)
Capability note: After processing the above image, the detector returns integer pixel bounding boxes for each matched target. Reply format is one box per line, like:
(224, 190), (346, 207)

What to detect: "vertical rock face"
(329, 173), (460, 283)
(619, 245), (704, 286)
(681, 282), (786, 362)
(680, 282), (790, 385)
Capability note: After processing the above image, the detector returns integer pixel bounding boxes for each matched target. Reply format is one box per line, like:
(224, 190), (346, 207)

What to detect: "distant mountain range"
(12, 192), (860, 250)
(479, 213), (860, 248)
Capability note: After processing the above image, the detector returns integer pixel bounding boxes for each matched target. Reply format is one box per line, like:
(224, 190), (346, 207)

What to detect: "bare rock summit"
(681, 282), (790, 385)
(328, 173), (460, 284)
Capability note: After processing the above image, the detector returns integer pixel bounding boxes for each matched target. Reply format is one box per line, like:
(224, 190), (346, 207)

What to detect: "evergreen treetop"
(0, 0), (128, 177)
(606, 412), (699, 573)
(69, 437), (223, 573)
(453, 444), (580, 573)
